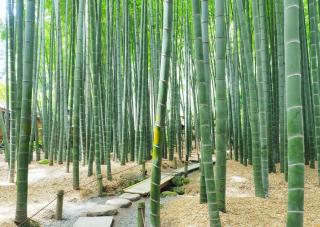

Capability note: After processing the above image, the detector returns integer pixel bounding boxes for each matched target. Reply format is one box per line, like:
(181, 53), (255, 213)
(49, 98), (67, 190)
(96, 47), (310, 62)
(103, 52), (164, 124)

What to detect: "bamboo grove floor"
(0, 154), (154, 226)
(161, 160), (320, 227)
(1, 153), (319, 226)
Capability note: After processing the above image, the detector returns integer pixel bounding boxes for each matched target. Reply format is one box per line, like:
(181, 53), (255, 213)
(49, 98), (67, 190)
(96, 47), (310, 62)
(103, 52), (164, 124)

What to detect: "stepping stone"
(120, 193), (141, 201)
(86, 205), (118, 217)
(73, 217), (113, 227)
(105, 198), (132, 208)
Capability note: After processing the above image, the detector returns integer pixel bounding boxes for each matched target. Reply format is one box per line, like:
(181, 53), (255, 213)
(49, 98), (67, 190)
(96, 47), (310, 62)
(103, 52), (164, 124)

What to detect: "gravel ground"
(0, 153), (150, 227)
(113, 196), (179, 227)
(113, 197), (150, 227)
(41, 196), (112, 227)
(0, 152), (185, 227)
(38, 194), (179, 227)
(2, 151), (319, 227)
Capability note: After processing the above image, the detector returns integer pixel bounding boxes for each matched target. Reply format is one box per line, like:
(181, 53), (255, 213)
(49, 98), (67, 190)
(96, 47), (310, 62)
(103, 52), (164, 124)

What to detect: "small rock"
(73, 217), (113, 227)
(120, 193), (141, 201)
(105, 198), (132, 208)
(86, 206), (118, 217)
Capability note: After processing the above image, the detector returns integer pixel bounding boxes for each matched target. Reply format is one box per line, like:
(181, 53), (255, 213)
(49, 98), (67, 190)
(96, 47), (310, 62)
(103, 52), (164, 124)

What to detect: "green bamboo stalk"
(8, 0), (16, 183)
(213, 0), (227, 212)
(235, 0), (264, 198)
(150, 1), (173, 226)
(54, 0), (65, 165)
(15, 0), (35, 224)
(275, 0), (285, 173)
(15, 0), (24, 160)
(89, 0), (101, 176)
(252, 0), (269, 196)
(192, 0), (221, 225)
(308, 0), (320, 184)
(72, 0), (85, 190)
(284, 0), (304, 226)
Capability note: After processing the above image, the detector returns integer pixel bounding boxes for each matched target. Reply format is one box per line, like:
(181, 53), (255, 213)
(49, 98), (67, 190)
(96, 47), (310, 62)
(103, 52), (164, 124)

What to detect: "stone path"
(73, 161), (213, 226)
(73, 217), (113, 227)
(86, 205), (118, 217)
(105, 198), (132, 209)
(120, 193), (141, 201)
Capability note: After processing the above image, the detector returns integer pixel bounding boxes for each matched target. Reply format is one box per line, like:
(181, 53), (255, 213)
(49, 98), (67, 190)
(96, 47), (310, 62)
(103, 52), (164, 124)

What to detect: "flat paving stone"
(105, 198), (132, 208)
(73, 217), (113, 227)
(86, 205), (118, 217)
(119, 193), (141, 201)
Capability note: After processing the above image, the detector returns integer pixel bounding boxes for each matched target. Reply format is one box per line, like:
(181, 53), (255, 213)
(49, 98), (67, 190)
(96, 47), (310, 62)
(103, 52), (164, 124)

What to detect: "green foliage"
(183, 178), (190, 185)
(0, 21), (5, 40)
(172, 187), (185, 195)
(171, 176), (190, 187)
(0, 83), (7, 103)
(171, 176), (184, 186)
(37, 159), (49, 165)
(161, 191), (177, 197)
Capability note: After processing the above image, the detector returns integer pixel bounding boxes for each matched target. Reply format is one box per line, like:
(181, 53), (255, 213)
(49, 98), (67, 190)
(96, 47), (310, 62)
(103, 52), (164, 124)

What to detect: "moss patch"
(37, 159), (49, 165)
(172, 187), (185, 195)
(171, 176), (190, 187)
(161, 191), (178, 197)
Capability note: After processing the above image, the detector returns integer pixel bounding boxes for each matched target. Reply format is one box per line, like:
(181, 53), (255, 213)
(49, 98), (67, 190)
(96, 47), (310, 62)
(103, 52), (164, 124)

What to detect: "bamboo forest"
(1, 0), (320, 226)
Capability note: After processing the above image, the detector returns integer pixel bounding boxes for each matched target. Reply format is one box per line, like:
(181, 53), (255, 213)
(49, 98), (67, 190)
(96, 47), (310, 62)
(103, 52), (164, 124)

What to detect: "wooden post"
(56, 190), (64, 220)
(97, 174), (103, 196)
(184, 154), (189, 178)
(137, 202), (145, 227)
(141, 162), (146, 177)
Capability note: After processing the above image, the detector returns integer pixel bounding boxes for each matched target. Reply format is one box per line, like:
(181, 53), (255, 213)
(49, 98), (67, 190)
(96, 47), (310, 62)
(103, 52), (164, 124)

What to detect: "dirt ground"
(161, 160), (320, 227)
(1, 152), (320, 227)
(0, 153), (184, 227)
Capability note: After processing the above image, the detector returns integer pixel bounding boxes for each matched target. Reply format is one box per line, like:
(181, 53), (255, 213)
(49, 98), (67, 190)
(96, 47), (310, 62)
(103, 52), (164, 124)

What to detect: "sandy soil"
(161, 160), (320, 227)
(0, 152), (184, 227)
(2, 151), (319, 227)
(0, 154), (143, 226)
